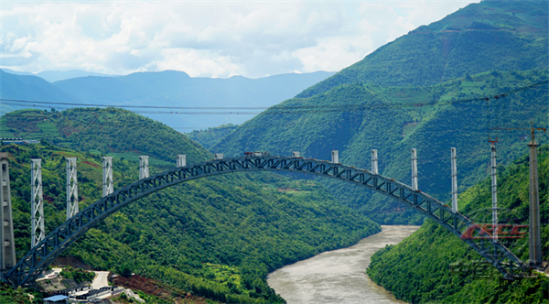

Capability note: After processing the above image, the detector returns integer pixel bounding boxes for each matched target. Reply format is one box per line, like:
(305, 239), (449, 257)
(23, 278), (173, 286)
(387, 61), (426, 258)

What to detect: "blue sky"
(1, 0), (480, 78)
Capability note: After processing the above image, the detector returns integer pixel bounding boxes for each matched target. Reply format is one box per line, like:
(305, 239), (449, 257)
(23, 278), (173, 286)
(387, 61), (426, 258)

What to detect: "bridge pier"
(103, 157), (114, 197)
(0, 153), (15, 279)
(177, 155), (186, 167)
(31, 158), (45, 248)
(411, 149), (418, 191)
(139, 156), (149, 179)
(451, 148), (458, 213)
(371, 150), (378, 174)
(331, 150), (339, 164)
(490, 145), (498, 240)
(66, 158), (79, 220)
(528, 139), (542, 266)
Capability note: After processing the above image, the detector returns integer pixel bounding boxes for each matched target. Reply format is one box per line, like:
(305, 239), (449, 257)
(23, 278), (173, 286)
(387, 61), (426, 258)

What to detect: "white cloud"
(0, 0), (480, 78)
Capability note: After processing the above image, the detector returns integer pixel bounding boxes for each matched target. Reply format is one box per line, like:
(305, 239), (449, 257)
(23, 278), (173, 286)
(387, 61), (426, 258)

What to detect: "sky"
(1, 0), (481, 79)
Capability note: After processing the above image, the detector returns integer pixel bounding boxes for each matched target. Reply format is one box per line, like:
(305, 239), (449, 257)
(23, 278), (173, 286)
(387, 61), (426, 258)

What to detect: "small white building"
(44, 295), (69, 304)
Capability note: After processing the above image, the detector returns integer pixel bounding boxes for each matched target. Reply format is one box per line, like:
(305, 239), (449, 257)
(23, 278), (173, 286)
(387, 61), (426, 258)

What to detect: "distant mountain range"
(0, 68), (119, 82)
(0, 69), (335, 130)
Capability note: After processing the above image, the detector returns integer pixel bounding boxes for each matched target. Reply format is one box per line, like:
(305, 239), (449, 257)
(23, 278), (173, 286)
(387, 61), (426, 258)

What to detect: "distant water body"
(267, 225), (419, 304)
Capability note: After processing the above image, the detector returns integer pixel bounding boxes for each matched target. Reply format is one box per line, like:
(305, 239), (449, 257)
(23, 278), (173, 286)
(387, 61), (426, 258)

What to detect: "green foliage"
(296, 0), (547, 98)
(214, 68), (549, 224)
(185, 124), (238, 151)
(0, 283), (45, 304)
(1, 108), (380, 303)
(366, 146), (549, 303)
(60, 266), (95, 283)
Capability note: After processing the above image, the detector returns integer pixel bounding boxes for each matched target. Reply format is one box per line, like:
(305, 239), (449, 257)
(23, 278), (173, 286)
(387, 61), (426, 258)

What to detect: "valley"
(1, 0), (548, 303)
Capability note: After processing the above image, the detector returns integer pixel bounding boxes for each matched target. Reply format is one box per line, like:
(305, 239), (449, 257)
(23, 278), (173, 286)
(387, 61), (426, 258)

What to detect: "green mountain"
(367, 146), (549, 303)
(1, 108), (380, 303)
(213, 68), (548, 224)
(297, 0), (548, 98)
(185, 124), (239, 151)
(53, 70), (335, 130)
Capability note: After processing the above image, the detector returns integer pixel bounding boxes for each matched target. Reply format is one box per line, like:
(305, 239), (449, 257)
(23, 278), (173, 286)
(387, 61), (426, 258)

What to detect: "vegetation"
(60, 266), (95, 284)
(214, 68), (548, 224)
(296, 0), (547, 98)
(366, 146), (549, 303)
(185, 124), (239, 151)
(0, 283), (45, 304)
(0, 108), (380, 303)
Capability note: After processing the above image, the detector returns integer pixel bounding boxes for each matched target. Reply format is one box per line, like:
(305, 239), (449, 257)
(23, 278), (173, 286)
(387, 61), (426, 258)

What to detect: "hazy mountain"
(36, 70), (120, 82)
(0, 68), (35, 76)
(54, 70), (336, 130)
(0, 69), (81, 109)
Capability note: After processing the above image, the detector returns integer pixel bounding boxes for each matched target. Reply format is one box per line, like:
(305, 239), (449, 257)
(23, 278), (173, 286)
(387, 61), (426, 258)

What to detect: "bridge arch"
(4, 156), (528, 286)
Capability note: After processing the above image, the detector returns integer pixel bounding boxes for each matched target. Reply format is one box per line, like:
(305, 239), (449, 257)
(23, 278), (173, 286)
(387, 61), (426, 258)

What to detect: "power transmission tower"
(31, 159), (45, 248)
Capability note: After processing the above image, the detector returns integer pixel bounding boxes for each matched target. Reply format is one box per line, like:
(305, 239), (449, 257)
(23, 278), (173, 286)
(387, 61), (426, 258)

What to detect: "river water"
(267, 225), (419, 304)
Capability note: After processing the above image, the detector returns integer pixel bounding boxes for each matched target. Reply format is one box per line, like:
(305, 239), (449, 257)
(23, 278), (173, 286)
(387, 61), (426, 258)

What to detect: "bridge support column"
(371, 150), (378, 174)
(139, 156), (150, 179)
(177, 155), (186, 167)
(451, 148), (458, 213)
(102, 157), (114, 197)
(411, 149), (418, 191)
(0, 153), (16, 278)
(31, 159), (45, 248)
(66, 158), (79, 219)
(528, 140), (542, 266)
(331, 150), (339, 164)
(490, 145), (497, 240)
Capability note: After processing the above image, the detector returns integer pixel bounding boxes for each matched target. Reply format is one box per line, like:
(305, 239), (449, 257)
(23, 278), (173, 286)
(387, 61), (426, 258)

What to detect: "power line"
(1, 79), (546, 114)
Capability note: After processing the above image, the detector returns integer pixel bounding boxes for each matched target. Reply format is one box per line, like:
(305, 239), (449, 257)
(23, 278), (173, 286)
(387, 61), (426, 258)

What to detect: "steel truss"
(4, 156), (529, 286)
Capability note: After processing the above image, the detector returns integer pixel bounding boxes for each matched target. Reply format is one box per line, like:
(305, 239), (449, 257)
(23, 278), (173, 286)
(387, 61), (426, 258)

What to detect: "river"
(267, 225), (419, 304)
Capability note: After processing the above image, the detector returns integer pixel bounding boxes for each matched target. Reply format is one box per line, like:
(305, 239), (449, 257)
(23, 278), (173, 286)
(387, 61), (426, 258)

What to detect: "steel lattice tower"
(0, 153), (15, 276)
(102, 157), (114, 197)
(66, 158), (79, 219)
(30, 159), (45, 248)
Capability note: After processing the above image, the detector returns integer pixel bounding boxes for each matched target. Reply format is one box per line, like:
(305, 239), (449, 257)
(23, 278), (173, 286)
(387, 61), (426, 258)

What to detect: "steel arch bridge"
(4, 155), (530, 286)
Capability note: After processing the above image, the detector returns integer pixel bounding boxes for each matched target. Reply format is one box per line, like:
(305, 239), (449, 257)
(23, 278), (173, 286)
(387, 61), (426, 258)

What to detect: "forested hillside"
(297, 0), (547, 98)
(214, 69), (548, 224)
(186, 124), (239, 151)
(367, 146), (549, 303)
(0, 108), (380, 303)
